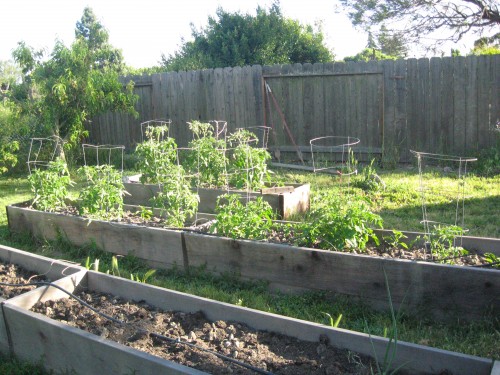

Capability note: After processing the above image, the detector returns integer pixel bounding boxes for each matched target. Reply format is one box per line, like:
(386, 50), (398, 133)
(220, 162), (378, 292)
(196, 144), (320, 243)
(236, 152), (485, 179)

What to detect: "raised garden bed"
(0, 244), (82, 354)
(7, 203), (500, 322)
(123, 175), (310, 219)
(1, 268), (496, 374)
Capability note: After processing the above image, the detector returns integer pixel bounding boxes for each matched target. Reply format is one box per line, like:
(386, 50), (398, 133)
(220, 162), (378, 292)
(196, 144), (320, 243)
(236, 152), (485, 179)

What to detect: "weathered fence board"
(89, 56), (499, 161)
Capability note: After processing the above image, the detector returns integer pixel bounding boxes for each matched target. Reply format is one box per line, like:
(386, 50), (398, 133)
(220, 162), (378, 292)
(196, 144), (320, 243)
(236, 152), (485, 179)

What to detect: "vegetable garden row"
(3, 121), (500, 373)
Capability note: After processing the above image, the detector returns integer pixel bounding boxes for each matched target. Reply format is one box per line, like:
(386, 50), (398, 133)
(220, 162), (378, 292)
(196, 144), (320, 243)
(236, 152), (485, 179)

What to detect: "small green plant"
(383, 230), (408, 250)
(227, 129), (272, 190)
(185, 121), (228, 188)
(322, 312), (342, 328)
(84, 256), (100, 272)
(134, 125), (178, 184)
(211, 194), (276, 240)
(77, 164), (127, 220)
(130, 269), (157, 283)
(294, 192), (382, 251)
(138, 205), (153, 222)
(108, 255), (121, 277)
(368, 270), (409, 375)
(483, 253), (500, 269)
(428, 225), (469, 264)
(28, 157), (73, 212)
(355, 159), (385, 191)
(151, 165), (199, 227)
(473, 145), (500, 177)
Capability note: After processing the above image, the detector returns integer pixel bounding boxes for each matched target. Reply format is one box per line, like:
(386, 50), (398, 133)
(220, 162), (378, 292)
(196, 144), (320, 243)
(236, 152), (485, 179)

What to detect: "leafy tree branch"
(340, 0), (500, 50)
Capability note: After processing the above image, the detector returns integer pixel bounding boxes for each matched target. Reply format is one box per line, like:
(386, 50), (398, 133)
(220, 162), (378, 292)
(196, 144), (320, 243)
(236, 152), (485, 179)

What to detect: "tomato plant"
(28, 158), (73, 212)
(78, 164), (127, 220)
(211, 194), (276, 240)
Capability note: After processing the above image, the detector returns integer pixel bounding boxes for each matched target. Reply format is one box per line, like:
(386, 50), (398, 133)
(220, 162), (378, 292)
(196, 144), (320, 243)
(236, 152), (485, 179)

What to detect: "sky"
(1, 0), (476, 68)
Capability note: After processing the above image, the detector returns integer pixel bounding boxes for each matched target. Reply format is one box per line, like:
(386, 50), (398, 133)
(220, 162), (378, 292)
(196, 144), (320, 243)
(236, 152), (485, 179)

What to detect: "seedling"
(427, 225), (469, 264)
(383, 230), (408, 250)
(130, 269), (157, 283)
(322, 312), (342, 328)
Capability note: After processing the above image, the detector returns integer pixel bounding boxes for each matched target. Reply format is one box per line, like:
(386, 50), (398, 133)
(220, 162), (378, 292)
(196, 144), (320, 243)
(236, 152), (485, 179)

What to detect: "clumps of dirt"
(360, 245), (486, 267)
(32, 291), (377, 374)
(0, 262), (48, 299)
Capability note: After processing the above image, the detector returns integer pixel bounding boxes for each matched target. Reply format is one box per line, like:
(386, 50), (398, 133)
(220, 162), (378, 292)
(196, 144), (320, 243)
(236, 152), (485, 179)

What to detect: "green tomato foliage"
(211, 194), (276, 240)
(151, 165), (200, 228)
(134, 125), (178, 184)
(227, 129), (271, 190)
(185, 121), (228, 188)
(28, 158), (73, 212)
(294, 192), (383, 251)
(77, 164), (127, 220)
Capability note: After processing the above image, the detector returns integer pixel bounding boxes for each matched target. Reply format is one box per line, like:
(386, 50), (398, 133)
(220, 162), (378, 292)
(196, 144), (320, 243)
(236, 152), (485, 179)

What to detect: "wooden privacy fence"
(87, 55), (500, 162)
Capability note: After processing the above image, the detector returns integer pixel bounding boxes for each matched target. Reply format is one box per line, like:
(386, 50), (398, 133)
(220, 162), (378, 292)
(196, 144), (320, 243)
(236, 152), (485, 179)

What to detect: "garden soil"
(0, 261), (48, 299)
(31, 290), (379, 374)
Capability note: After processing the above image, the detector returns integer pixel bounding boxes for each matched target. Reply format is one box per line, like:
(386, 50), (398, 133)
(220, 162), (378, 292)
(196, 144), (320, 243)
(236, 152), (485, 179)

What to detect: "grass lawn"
(0, 167), (499, 364)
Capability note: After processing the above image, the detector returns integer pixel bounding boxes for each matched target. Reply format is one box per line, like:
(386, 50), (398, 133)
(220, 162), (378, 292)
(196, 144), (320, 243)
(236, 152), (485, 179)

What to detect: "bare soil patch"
(31, 290), (379, 374)
(0, 261), (48, 299)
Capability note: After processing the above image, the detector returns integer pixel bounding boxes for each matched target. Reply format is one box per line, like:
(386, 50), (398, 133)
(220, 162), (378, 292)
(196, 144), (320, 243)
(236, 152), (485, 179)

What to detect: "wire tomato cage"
(309, 135), (360, 175)
(410, 150), (477, 255)
(82, 144), (125, 172)
(235, 126), (271, 149)
(27, 136), (65, 174)
(140, 119), (172, 143)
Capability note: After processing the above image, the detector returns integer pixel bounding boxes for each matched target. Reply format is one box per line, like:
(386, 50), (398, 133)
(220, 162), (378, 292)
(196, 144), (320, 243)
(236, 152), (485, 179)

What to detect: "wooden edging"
(122, 180), (311, 219)
(1, 270), (495, 375)
(6, 204), (500, 321)
(182, 231), (500, 320)
(0, 245), (82, 355)
(6, 204), (185, 269)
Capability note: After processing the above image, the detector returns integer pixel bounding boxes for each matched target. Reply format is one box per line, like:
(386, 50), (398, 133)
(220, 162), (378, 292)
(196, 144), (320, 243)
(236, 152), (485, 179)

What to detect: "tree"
(470, 33), (500, 54)
(344, 48), (397, 62)
(339, 0), (500, 50)
(0, 60), (31, 175)
(12, 7), (137, 151)
(344, 26), (406, 62)
(161, 2), (333, 71)
(377, 25), (408, 57)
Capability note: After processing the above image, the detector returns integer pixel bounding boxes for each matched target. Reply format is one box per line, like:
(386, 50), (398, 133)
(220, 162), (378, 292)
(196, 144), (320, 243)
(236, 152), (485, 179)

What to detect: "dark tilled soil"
(32, 291), (378, 374)
(0, 262), (48, 299)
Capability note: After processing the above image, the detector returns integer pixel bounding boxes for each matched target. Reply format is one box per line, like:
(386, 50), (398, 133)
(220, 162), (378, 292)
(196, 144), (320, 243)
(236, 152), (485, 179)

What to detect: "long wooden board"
(2, 270), (494, 375)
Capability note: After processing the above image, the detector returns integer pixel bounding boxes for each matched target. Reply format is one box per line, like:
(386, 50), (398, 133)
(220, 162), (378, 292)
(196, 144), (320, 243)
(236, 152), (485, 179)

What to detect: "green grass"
(0, 353), (49, 374)
(273, 166), (500, 238)
(0, 169), (499, 368)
